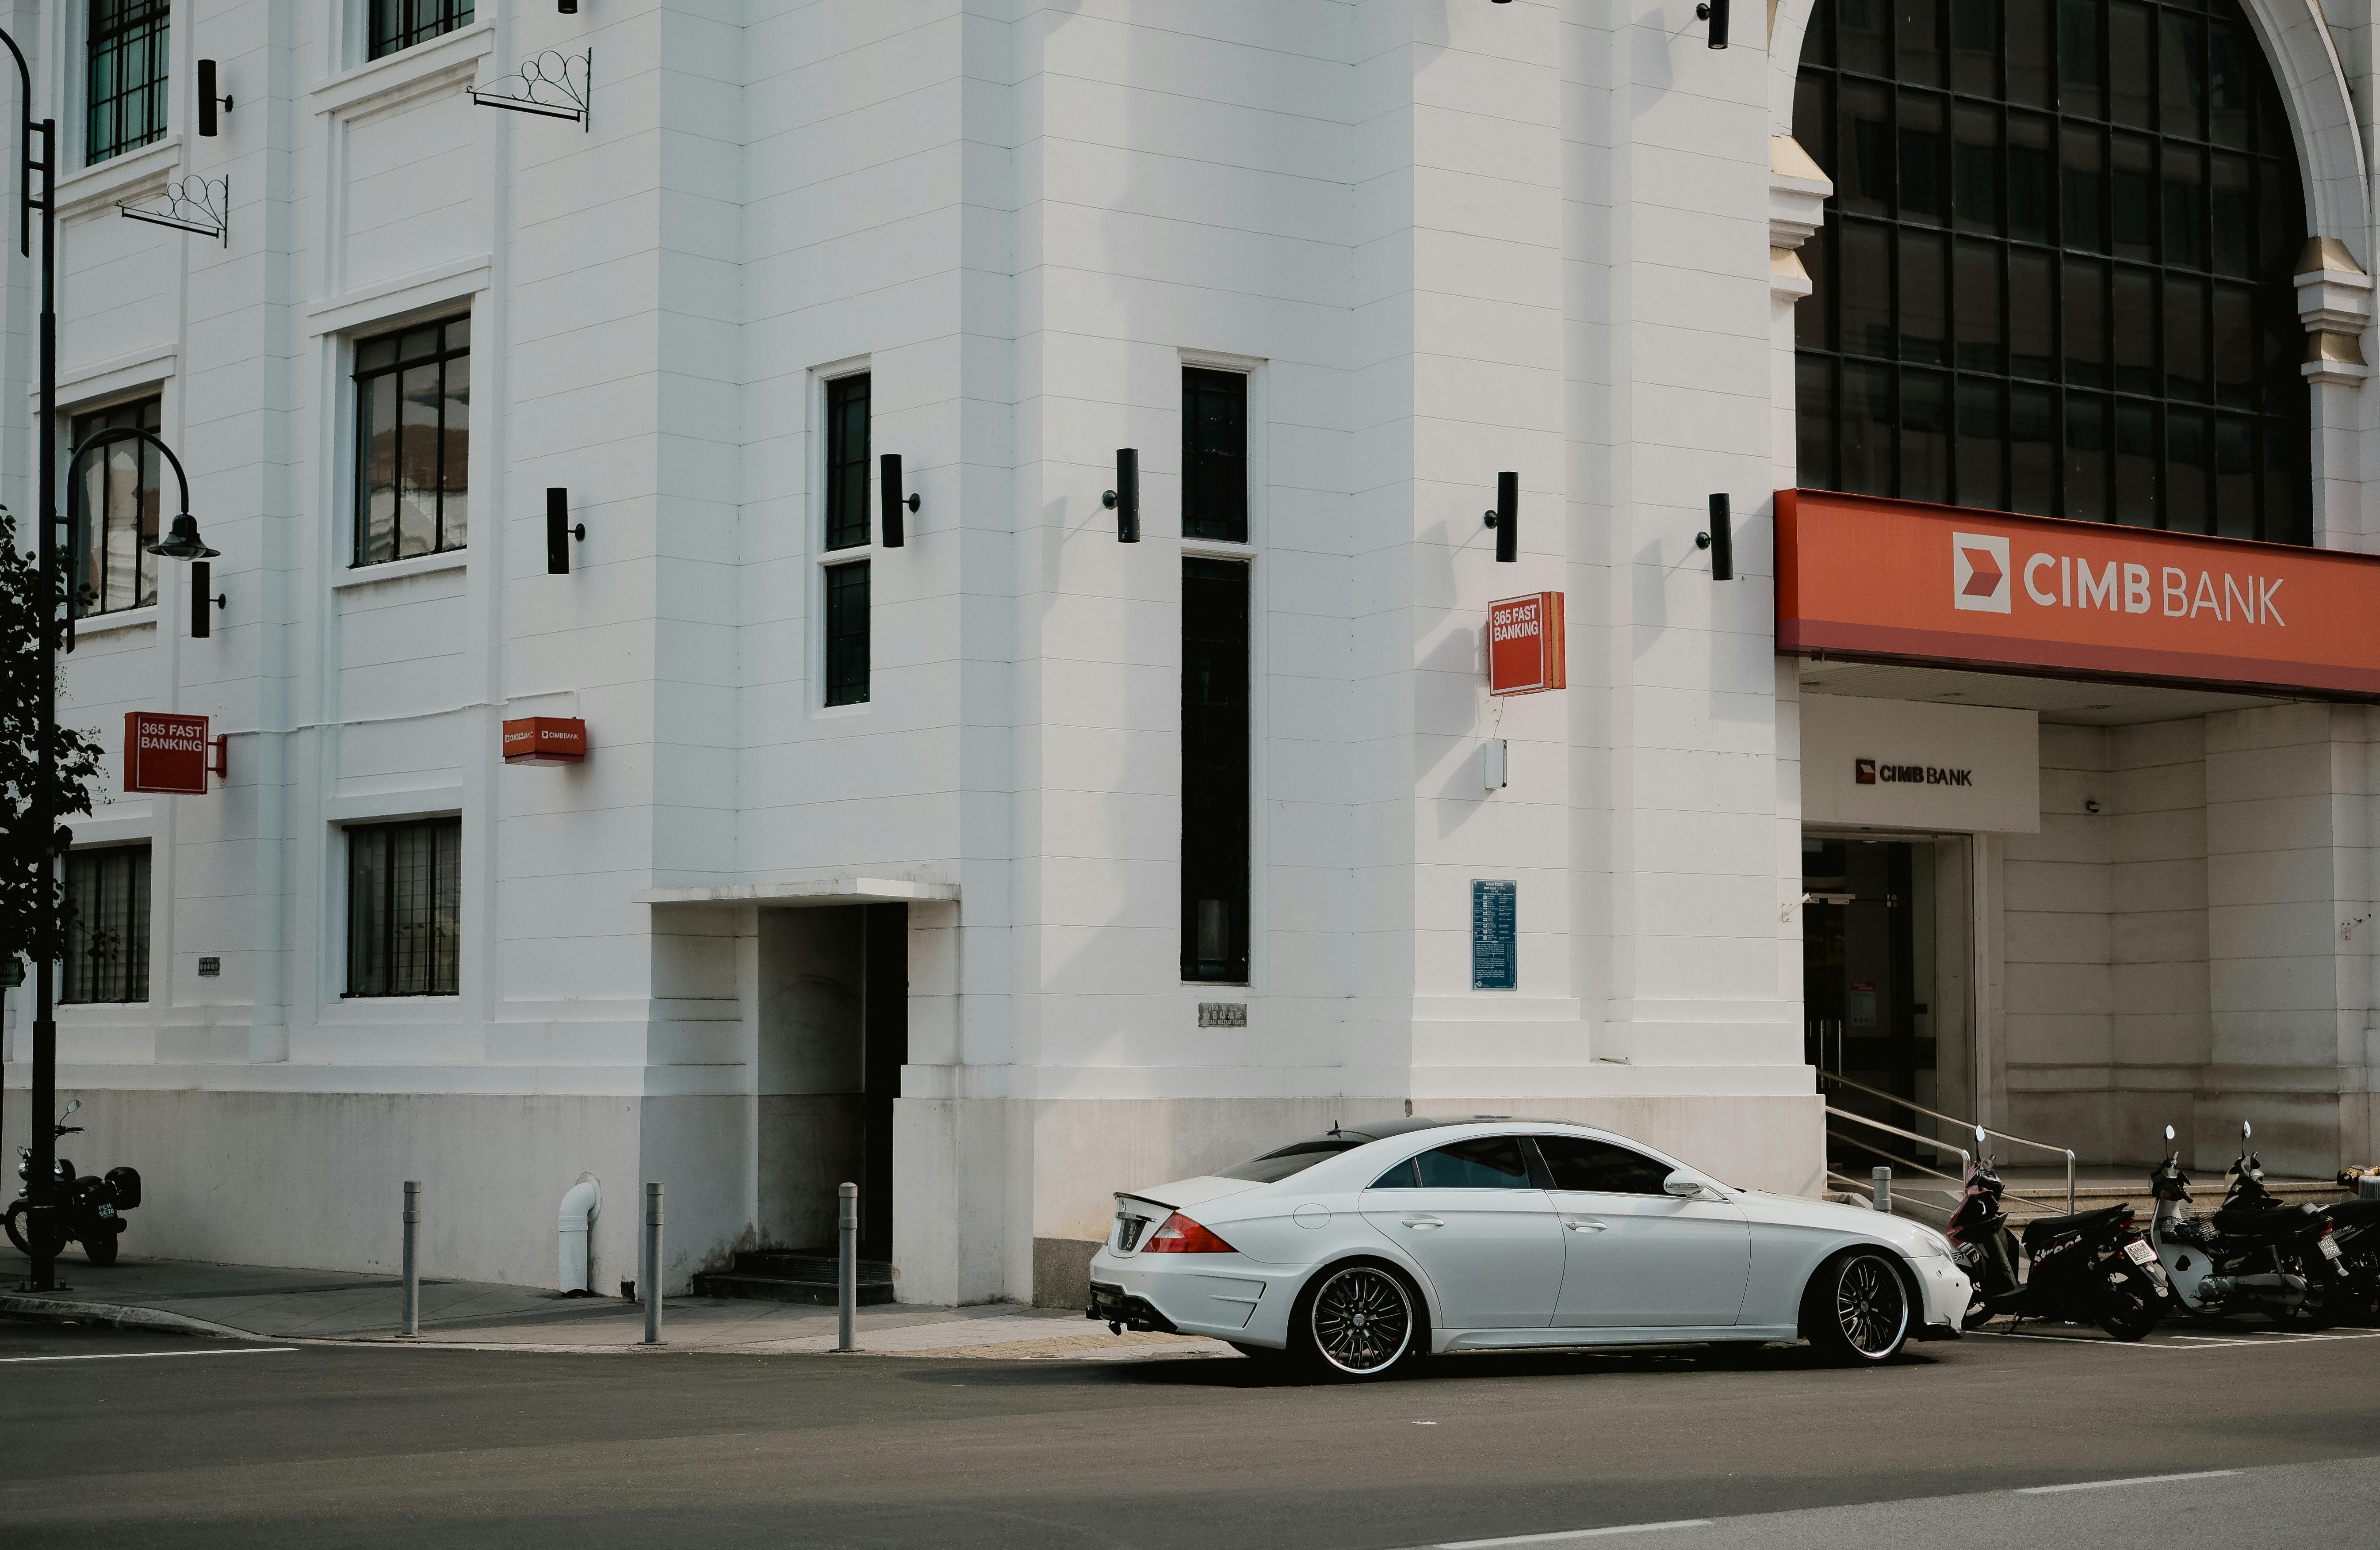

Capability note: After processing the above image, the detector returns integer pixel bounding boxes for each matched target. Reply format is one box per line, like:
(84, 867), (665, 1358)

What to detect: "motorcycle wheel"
(3, 1201), (69, 1261)
(82, 1222), (119, 1267)
(2097, 1279), (2162, 1342)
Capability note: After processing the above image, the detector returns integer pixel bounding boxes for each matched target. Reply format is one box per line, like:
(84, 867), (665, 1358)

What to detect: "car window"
(1535, 1135), (1673, 1195)
(1374, 1135), (1535, 1190)
(1216, 1138), (1369, 1183)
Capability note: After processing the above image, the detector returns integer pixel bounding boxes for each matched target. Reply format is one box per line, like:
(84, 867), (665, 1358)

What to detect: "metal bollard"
(400, 1181), (421, 1338)
(837, 1181), (858, 1353)
(1871, 1165), (1892, 1215)
(642, 1182), (663, 1346)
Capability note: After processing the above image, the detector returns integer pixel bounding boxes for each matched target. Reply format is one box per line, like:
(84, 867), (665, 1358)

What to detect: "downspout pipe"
(558, 1175), (601, 1295)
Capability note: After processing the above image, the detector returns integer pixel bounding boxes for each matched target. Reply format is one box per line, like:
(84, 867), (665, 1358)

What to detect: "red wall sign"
(1487, 592), (1566, 695)
(123, 712), (211, 794)
(1778, 489), (2380, 699)
(502, 717), (588, 765)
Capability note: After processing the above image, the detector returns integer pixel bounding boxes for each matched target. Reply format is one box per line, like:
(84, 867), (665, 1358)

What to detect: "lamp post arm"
(67, 426), (195, 518)
(0, 27), (34, 257)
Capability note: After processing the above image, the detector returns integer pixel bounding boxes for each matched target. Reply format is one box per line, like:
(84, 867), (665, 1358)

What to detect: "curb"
(0, 1292), (262, 1342)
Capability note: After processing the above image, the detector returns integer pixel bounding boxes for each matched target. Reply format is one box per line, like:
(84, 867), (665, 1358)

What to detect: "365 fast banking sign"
(1776, 489), (2380, 699)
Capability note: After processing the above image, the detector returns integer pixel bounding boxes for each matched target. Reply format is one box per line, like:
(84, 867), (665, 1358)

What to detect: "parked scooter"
(1945, 1125), (2167, 1340)
(2324, 1168), (2380, 1325)
(2148, 1122), (2339, 1322)
(4, 1100), (142, 1266)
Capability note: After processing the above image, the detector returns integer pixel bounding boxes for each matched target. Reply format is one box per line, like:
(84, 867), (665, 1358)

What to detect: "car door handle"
(1401, 1215), (1445, 1229)
(1566, 1218), (1608, 1233)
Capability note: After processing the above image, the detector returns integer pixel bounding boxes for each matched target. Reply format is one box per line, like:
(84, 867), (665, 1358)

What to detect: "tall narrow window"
(825, 373), (872, 551)
(370, 0), (474, 61)
(346, 818), (462, 997)
(1182, 369), (1249, 543)
(1181, 558), (1250, 983)
(354, 316), (471, 567)
(86, 0), (169, 166)
(62, 846), (150, 1004)
(825, 561), (871, 706)
(68, 395), (161, 616)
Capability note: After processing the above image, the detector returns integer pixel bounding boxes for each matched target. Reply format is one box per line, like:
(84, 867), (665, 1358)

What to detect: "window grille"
(825, 561), (871, 706)
(370, 0), (474, 61)
(345, 818), (462, 997)
(354, 317), (471, 566)
(1182, 369), (1249, 543)
(62, 846), (150, 1004)
(68, 395), (161, 616)
(86, 0), (169, 166)
(825, 374), (872, 551)
(1794, 0), (2310, 542)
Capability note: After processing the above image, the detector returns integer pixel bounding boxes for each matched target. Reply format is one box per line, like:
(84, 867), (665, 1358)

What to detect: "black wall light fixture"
(880, 453), (919, 547)
(190, 560), (226, 639)
(197, 60), (232, 137)
(1483, 471), (1519, 563)
(1696, 0), (1730, 48)
(1696, 493), (1735, 581)
(1103, 448), (1140, 542)
(546, 487), (585, 574)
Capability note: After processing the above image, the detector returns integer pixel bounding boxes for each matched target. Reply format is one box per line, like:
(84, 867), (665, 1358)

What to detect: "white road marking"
(1970, 1327), (2380, 1351)
(0, 1346), (298, 1364)
(2016, 1470), (2237, 1495)
(1434, 1523), (1714, 1548)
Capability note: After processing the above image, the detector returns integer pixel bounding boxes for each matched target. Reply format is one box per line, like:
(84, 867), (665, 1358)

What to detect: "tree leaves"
(1, 506), (104, 966)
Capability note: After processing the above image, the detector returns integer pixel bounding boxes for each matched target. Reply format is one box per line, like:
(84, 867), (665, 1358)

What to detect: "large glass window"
(1795, 0), (2309, 542)
(68, 395), (161, 616)
(86, 0), (168, 166)
(346, 818), (461, 998)
(1181, 557), (1250, 983)
(354, 317), (470, 566)
(62, 846), (149, 1004)
(370, 0), (474, 61)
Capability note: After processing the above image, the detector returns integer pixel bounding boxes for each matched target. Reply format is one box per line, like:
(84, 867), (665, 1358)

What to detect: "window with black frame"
(1182, 368), (1249, 543)
(824, 373), (871, 551)
(62, 846), (150, 1004)
(86, 0), (169, 166)
(824, 561), (871, 706)
(68, 395), (162, 616)
(354, 317), (470, 566)
(346, 818), (461, 998)
(1181, 557), (1250, 983)
(1793, 0), (2310, 542)
(370, 0), (474, 61)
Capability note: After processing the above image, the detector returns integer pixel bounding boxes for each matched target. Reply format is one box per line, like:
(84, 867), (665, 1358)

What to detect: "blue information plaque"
(1471, 880), (1517, 991)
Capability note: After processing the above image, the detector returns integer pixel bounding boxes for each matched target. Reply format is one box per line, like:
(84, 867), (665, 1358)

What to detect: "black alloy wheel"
(1805, 1250), (1911, 1364)
(1298, 1264), (1417, 1379)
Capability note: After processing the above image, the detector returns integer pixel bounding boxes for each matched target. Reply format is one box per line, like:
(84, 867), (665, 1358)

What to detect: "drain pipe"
(558, 1174), (601, 1296)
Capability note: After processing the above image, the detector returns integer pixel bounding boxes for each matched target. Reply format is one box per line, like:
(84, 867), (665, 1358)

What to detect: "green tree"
(1, 506), (103, 974)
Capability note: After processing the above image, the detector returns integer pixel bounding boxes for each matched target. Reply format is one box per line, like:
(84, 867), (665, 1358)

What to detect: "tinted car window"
(1536, 1135), (1673, 1195)
(1217, 1138), (1368, 1183)
(1369, 1135), (1535, 1190)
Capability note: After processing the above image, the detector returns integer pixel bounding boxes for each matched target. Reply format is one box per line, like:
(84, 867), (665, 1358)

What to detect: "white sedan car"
(1087, 1117), (1968, 1378)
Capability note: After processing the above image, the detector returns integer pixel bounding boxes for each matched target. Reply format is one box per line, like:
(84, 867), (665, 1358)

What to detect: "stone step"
(688, 1271), (897, 1307)
(727, 1250), (894, 1284)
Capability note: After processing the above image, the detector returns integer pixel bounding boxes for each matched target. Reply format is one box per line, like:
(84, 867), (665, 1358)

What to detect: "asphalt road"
(3, 1318), (2376, 1549)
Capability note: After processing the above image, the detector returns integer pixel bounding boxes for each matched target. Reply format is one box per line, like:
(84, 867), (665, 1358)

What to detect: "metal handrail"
(1819, 1069), (2076, 1212)
(1825, 1170), (1955, 1219)
(1821, 1104), (2073, 1218)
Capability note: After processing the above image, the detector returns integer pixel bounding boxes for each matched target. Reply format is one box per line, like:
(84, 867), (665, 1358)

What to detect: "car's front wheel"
(1802, 1249), (1912, 1364)
(1290, 1262), (1422, 1381)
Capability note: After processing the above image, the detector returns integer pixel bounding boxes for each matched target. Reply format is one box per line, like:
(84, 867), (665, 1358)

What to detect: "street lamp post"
(0, 26), (62, 1292)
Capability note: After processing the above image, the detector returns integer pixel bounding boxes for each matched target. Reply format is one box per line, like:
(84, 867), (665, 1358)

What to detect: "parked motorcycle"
(4, 1100), (142, 1267)
(2325, 1168), (2380, 1325)
(1945, 1125), (2167, 1340)
(2149, 1122), (2340, 1322)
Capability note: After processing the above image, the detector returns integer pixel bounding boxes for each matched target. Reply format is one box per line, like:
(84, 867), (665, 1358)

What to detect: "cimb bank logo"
(1952, 532), (2011, 613)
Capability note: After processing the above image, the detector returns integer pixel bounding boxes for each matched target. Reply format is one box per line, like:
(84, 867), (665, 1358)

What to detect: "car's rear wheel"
(1292, 1262), (1420, 1381)
(1802, 1249), (1912, 1364)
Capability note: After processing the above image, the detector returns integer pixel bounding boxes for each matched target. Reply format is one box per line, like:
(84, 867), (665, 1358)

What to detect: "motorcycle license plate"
(2321, 1235), (2343, 1261)
(2123, 1240), (2158, 1267)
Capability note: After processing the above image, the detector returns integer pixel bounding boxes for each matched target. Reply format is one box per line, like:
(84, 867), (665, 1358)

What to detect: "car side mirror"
(1662, 1171), (1708, 1199)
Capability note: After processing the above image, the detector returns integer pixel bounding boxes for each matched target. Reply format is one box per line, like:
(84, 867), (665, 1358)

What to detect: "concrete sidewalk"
(0, 1252), (1230, 1360)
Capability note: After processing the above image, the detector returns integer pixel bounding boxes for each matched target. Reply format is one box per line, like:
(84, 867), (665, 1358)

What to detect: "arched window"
(1794, 0), (2310, 544)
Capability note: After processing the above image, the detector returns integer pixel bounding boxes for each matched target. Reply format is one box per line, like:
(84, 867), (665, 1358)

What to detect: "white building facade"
(5, 0), (2380, 1303)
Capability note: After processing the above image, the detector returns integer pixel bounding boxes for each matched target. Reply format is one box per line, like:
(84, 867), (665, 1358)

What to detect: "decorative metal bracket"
(471, 48), (591, 131)
(118, 176), (228, 246)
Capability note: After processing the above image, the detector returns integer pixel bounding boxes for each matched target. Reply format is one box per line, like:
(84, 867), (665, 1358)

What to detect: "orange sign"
(1487, 592), (1566, 695)
(124, 712), (211, 794)
(1777, 489), (2380, 699)
(502, 717), (588, 765)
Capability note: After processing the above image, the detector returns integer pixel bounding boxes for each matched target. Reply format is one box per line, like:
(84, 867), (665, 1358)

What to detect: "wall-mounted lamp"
(880, 453), (918, 547)
(1697, 492), (1735, 580)
(190, 560), (226, 639)
(197, 60), (233, 137)
(1482, 471), (1519, 563)
(546, 487), (585, 574)
(1696, 0), (1730, 48)
(1482, 738), (1508, 791)
(1103, 448), (1140, 542)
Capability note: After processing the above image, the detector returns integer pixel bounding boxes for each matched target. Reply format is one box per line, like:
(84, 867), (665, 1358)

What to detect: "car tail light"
(1143, 1212), (1238, 1254)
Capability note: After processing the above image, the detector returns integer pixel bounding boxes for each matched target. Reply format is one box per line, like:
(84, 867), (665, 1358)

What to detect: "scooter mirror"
(1975, 1124), (1987, 1146)
(2165, 1125), (2176, 1142)
(2242, 1121), (2252, 1142)
(63, 1099), (79, 1116)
